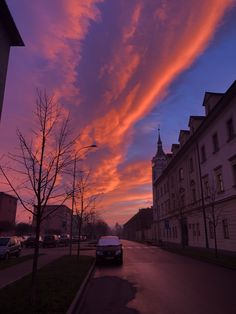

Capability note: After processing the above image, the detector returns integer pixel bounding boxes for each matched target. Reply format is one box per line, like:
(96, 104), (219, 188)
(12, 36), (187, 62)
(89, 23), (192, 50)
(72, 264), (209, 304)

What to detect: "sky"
(1, 0), (236, 226)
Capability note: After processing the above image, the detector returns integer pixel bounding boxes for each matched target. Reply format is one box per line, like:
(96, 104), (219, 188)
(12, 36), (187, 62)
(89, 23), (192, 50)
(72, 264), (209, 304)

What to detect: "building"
(33, 205), (71, 235)
(152, 81), (236, 253)
(0, 192), (17, 225)
(123, 207), (153, 242)
(0, 0), (24, 120)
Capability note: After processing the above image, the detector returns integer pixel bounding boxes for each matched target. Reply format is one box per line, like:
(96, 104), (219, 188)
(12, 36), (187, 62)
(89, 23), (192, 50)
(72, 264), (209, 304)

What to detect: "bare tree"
(0, 90), (76, 297)
(205, 177), (224, 258)
(74, 170), (100, 258)
(67, 145), (96, 256)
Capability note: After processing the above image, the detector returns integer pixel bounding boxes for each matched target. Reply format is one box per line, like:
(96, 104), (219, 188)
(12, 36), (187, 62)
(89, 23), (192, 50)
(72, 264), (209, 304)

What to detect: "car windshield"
(44, 236), (54, 240)
(28, 237), (36, 240)
(0, 237), (10, 246)
(98, 236), (120, 246)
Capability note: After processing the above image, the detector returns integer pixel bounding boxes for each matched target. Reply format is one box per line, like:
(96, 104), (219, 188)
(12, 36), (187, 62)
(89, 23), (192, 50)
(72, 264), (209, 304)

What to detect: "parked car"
(59, 234), (70, 246)
(0, 236), (22, 260)
(42, 235), (60, 248)
(72, 235), (79, 243)
(25, 236), (43, 248)
(17, 235), (29, 247)
(96, 236), (123, 265)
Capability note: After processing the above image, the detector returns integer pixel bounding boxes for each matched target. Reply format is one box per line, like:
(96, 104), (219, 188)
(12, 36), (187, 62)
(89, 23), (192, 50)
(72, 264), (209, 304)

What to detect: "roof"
(0, 192), (17, 200)
(0, 1), (24, 46)
(202, 92), (224, 107)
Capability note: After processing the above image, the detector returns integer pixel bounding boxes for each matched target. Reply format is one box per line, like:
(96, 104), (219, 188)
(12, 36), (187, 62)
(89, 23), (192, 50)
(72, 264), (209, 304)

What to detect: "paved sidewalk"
(0, 252), (63, 289)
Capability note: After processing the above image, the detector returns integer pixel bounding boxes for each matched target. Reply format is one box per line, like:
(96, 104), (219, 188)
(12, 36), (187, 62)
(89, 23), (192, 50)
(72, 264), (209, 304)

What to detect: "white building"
(152, 81), (236, 253)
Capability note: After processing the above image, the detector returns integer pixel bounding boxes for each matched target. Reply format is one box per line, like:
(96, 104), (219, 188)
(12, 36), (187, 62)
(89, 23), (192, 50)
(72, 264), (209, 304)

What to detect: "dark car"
(59, 234), (70, 246)
(0, 236), (22, 260)
(25, 236), (43, 248)
(42, 235), (59, 248)
(96, 236), (123, 265)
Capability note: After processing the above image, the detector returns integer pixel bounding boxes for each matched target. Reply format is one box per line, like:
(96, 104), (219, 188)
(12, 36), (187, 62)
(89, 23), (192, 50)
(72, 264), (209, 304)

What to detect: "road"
(79, 240), (236, 314)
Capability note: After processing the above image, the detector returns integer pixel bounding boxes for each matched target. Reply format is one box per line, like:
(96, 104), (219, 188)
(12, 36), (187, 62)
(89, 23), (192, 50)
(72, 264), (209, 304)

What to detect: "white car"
(96, 236), (123, 265)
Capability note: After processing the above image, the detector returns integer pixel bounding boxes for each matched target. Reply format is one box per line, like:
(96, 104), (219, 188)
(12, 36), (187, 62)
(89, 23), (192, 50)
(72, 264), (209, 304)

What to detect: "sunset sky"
(1, 0), (236, 226)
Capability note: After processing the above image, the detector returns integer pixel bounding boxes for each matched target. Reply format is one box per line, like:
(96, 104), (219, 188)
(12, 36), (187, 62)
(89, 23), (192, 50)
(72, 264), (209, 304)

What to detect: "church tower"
(152, 128), (167, 183)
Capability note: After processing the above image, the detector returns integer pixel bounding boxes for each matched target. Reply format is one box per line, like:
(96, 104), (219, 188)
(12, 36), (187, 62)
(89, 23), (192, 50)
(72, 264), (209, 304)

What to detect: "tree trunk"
(212, 206), (218, 258)
(77, 217), (82, 259)
(30, 211), (41, 303)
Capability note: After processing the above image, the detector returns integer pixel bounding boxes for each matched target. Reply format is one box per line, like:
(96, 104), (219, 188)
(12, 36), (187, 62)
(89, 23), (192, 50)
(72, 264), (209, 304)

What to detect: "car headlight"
(115, 249), (122, 255)
(96, 251), (103, 256)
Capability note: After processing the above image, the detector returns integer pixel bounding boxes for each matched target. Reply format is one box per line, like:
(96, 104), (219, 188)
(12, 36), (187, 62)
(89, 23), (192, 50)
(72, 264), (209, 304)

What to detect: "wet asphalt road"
(79, 240), (236, 314)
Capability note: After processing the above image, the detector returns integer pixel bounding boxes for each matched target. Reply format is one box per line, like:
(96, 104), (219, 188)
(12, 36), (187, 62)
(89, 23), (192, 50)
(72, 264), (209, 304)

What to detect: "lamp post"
(69, 144), (96, 256)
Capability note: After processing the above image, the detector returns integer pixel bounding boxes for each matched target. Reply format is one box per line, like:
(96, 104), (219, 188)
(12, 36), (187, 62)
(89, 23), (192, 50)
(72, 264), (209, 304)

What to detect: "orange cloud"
(3, 0), (234, 225)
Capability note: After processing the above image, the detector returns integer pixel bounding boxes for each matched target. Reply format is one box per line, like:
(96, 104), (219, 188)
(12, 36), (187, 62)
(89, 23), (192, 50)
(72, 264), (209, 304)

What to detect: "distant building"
(123, 207), (153, 242)
(152, 81), (236, 253)
(0, 192), (17, 225)
(0, 0), (24, 120)
(33, 205), (71, 235)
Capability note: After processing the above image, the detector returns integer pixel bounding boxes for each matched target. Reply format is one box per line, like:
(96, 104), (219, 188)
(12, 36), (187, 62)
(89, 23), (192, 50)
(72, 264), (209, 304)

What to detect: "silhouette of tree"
(0, 90), (76, 301)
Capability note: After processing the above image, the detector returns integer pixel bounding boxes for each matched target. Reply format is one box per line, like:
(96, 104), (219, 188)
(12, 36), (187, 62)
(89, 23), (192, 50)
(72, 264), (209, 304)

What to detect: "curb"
(66, 260), (96, 314)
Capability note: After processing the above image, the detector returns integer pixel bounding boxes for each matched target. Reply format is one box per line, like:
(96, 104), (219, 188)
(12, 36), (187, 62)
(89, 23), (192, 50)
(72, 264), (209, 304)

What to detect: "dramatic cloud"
(1, 0), (234, 224)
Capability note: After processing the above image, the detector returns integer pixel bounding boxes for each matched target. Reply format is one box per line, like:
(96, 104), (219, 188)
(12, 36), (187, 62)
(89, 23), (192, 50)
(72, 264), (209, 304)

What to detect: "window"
(216, 173), (224, 193)
(196, 223), (200, 236)
(212, 132), (219, 153)
(214, 166), (224, 193)
(171, 176), (174, 188)
(172, 193), (175, 210)
(179, 168), (184, 181)
(222, 219), (229, 239)
(232, 164), (236, 187)
(189, 158), (194, 172)
(180, 194), (185, 208)
(226, 118), (235, 141)
(201, 145), (206, 162)
(192, 224), (196, 237)
(209, 221), (214, 239)
(203, 176), (210, 198)
(192, 189), (196, 203)
(229, 155), (236, 187)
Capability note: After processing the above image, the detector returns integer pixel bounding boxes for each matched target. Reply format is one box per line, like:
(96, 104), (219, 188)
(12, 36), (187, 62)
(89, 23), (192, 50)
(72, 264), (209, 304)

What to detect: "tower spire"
(157, 126), (165, 156)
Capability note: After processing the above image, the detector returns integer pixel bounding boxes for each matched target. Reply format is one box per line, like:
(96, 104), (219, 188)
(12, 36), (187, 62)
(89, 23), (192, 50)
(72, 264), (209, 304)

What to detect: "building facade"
(33, 205), (71, 235)
(0, 192), (17, 226)
(152, 81), (236, 253)
(0, 0), (24, 120)
(123, 207), (153, 242)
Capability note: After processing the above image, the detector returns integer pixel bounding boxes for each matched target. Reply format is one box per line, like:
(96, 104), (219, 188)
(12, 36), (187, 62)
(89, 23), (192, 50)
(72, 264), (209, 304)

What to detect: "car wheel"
(5, 252), (9, 260)
(15, 252), (20, 258)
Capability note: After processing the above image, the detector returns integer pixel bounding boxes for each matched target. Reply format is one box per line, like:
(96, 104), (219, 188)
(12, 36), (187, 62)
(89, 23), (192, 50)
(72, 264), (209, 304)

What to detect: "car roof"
(98, 236), (121, 245)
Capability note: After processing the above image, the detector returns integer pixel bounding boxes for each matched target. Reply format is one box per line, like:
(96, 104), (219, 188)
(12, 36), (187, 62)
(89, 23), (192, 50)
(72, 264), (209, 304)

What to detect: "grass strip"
(0, 254), (42, 270)
(0, 255), (94, 313)
(163, 246), (236, 269)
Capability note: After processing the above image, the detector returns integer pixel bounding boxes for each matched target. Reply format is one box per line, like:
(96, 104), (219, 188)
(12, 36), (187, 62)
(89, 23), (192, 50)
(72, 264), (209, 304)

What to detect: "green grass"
(0, 255), (94, 313)
(0, 254), (40, 270)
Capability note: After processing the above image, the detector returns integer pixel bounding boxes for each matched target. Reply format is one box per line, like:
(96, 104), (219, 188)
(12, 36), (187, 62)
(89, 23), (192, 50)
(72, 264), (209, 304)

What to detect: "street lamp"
(69, 144), (97, 256)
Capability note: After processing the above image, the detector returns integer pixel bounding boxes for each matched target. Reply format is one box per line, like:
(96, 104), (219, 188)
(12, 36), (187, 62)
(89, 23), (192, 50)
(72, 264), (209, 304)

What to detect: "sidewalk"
(0, 252), (63, 289)
(0, 245), (96, 290)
